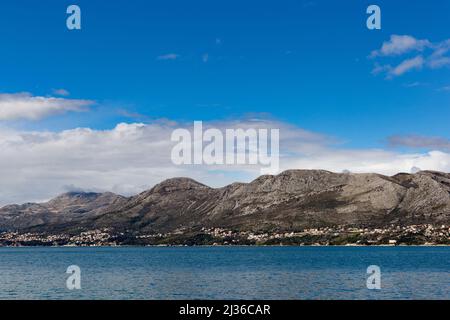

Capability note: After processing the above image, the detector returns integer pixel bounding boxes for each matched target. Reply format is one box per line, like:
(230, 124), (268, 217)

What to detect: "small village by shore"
(0, 224), (449, 247)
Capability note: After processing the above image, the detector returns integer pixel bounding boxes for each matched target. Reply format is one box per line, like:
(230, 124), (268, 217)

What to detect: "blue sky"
(0, 0), (448, 146)
(0, 0), (449, 203)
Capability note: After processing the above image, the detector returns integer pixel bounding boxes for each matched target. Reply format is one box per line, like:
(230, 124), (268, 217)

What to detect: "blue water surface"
(0, 246), (448, 300)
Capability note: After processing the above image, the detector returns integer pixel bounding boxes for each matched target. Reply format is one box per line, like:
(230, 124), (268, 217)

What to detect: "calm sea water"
(0, 246), (448, 300)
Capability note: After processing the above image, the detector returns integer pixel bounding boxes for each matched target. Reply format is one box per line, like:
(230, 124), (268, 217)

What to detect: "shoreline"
(2, 224), (448, 247)
(1, 244), (449, 248)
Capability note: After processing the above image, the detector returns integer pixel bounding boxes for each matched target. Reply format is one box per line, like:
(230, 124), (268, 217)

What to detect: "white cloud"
(403, 82), (423, 88)
(283, 149), (450, 177)
(428, 57), (450, 69)
(371, 63), (391, 75)
(157, 53), (180, 60)
(390, 55), (424, 77)
(388, 134), (450, 151)
(0, 119), (449, 205)
(370, 35), (450, 78)
(410, 166), (421, 174)
(52, 88), (70, 96)
(370, 35), (430, 57)
(0, 93), (94, 121)
(427, 40), (450, 68)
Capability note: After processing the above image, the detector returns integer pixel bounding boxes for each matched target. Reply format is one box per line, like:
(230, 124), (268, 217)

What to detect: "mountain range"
(1, 170), (449, 236)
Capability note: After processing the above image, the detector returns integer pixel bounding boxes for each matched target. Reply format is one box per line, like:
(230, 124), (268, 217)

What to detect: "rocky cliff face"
(1, 170), (449, 234)
(0, 192), (127, 231)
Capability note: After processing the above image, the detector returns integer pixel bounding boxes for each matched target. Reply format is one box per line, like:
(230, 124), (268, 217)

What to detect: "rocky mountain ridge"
(1, 170), (449, 235)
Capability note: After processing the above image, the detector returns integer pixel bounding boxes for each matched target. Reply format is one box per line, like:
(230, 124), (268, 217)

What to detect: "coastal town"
(0, 224), (448, 247)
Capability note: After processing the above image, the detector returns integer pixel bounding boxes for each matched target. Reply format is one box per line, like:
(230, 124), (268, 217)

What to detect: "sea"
(0, 246), (448, 300)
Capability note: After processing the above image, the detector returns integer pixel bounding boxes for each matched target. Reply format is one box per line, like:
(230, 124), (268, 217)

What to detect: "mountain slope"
(77, 170), (450, 232)
(0, 192), (127, 231)
(1, 170), (449, 234)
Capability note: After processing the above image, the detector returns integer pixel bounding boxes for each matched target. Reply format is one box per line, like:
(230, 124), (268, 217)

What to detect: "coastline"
(1, 243), (449, 248)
